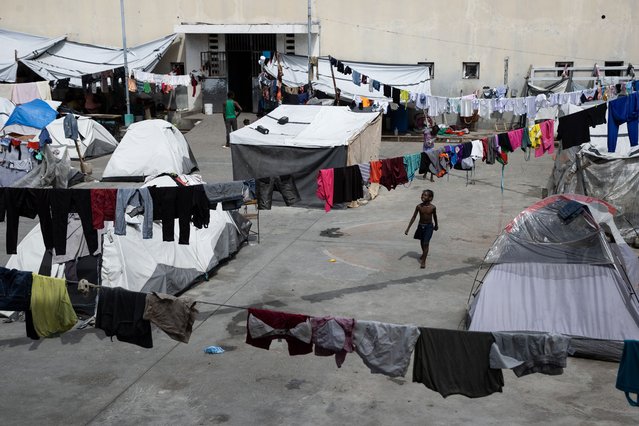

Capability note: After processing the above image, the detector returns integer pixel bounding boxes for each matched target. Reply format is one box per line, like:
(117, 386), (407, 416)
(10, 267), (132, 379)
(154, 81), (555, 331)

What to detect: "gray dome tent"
(467, 194), (639, 360)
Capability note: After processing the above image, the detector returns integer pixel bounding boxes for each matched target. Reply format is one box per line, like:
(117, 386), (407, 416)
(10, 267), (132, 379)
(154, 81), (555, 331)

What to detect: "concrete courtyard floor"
(0, 115), (635, 425)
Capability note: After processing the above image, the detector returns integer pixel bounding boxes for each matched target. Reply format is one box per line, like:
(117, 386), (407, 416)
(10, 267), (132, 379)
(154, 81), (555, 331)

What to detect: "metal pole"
(307, 0), (313, 94)
(120, 0), (131, 117)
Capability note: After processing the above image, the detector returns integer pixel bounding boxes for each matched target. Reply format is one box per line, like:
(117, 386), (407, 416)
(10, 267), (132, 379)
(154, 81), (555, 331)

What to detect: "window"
(418, 62), (435, 79)
(463, 62), (480, 79)
(605, 61), (624, 76)
(555, 61), (573, 77)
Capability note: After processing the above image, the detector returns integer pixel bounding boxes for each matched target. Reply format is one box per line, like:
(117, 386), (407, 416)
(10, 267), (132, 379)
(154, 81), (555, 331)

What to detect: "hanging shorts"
(413, 223), (434, 245)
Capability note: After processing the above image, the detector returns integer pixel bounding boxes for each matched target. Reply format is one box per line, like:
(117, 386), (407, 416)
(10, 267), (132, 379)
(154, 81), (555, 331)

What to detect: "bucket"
(204, 103), (213, 115)
(123, 113), (135, 127)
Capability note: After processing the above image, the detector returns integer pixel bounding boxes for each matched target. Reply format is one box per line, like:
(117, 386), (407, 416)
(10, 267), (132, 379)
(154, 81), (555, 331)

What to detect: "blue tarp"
(3, 98), (57, 131)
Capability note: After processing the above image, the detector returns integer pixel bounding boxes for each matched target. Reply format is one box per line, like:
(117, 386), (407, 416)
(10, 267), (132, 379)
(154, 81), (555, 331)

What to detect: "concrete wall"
(2, 0), (637, 96)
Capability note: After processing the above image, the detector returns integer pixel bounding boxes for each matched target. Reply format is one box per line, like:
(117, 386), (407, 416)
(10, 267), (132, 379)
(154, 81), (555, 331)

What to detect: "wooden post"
(329, 58), (340, 105)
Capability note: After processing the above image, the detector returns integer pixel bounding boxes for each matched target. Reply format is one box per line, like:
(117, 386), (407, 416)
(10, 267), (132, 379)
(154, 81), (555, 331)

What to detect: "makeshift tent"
(0, 29), (65, 82)
(19, 33), (177, 88)
(231, 105), (381, 206)
(265, 54), (431, 103)
(547, 102), (639, 243)
(467, 194), (639, 360)
(102, 119), (198, 181)
(1, 98), (57, 136)
(46, 115), (118, 160)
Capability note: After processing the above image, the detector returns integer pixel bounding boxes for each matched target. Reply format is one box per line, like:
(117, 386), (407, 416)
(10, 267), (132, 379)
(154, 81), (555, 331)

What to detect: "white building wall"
(2, 0), (637, 97)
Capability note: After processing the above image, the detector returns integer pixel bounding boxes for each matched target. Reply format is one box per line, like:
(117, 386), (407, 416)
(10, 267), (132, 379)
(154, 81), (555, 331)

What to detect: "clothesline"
(317, 120), (555, 211)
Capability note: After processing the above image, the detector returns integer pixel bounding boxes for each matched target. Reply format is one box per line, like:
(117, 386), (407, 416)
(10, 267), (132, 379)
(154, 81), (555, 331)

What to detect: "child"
(405, 190), (438, 268)
(222, 91), (242, 148)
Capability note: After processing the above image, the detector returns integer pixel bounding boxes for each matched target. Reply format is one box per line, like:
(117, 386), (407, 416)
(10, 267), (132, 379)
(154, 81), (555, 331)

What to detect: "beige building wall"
(2, 0), (637, 98)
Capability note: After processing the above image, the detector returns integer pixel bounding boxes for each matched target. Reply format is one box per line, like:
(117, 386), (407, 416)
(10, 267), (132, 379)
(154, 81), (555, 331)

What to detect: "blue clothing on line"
(607, 92), (639, 152)
(114, 188), (154, 239)
(616, 340), (639, 407)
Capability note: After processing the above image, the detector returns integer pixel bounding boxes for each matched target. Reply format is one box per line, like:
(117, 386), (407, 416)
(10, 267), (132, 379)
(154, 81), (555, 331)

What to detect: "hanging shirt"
(311, 316), (355, 368)
(413, 328), (504, 398)
(536, 120), (555, 158)
(96, 286), (153, 348)
(529, 124), (542, 149)
(403, 153), (422, 181)
(143, 292), (198, 344)
(369, 160), (383, 183)
(353, 320), (420, 377)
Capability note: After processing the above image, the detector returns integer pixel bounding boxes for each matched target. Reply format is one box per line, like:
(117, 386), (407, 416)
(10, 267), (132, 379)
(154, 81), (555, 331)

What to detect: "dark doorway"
(227, 51), (253, 112)
(226, 34), (277, 113)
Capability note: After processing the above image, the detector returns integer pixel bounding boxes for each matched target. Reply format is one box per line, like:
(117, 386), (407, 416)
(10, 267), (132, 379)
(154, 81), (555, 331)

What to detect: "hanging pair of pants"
(256, 175), (301, 210)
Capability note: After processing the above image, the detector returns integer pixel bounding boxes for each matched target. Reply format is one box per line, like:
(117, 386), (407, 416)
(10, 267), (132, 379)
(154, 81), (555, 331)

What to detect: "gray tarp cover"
(547, 145), (639, 243)
(231, 144), (347, 208)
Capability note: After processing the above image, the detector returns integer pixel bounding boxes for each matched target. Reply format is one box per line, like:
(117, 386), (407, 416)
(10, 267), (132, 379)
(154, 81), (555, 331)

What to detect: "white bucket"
(204, 103), (213, 115)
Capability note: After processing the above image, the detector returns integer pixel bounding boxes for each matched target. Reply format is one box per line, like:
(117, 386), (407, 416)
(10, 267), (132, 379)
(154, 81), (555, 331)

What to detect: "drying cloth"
(246, 308), (313, 356)
(30, 274), (77, 338)
(311, 316), (355, 368)
(143, 292), (198, 344)
(96, 286), (153, 348)
(316, 168), (334, 212)
(353, 320), (420, 377)
(403, 153), (422, 181)
(333, 165), (363, 205)
(413, 328), (504, 398)
(369, 160), (383, 183)
(490, 332), (570, 377)
(608, 92), (639, 152)
(379, 157), (408, 191)
(617, 340), (639, 406)
(0, 266), (33, 311)
(536, 120), (555, 158)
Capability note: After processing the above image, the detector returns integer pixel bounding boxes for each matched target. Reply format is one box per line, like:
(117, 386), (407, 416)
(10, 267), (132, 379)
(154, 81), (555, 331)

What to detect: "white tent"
(265, 54), (431, 103)
(0, 97), (15, 128)
(231, 105), (381, 206)
(20, 34), (177, 88)
(102, 119), (198, 181)
(467, 194), (639, 360)
(0, 29), (65, 82)
(46, 116), (118, 160)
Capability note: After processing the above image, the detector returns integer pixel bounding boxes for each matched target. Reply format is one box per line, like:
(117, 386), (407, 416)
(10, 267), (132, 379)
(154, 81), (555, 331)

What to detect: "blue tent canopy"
(3, 98), (57, 132)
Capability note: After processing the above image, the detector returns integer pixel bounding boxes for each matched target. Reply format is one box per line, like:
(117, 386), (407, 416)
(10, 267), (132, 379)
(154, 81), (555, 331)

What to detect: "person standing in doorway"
(405, 190), (438, 269)
(223, 91), (242, 148)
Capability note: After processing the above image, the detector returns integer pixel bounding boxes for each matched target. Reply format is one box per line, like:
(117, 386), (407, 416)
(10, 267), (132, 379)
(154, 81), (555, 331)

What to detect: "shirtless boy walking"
(405, 190), (438, 268)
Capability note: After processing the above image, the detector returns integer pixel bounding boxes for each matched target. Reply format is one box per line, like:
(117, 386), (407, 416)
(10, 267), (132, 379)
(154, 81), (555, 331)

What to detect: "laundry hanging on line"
(316, 120), (555, 212)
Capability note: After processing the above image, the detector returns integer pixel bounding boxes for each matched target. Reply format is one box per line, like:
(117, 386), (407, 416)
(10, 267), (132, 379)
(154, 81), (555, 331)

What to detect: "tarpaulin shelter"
(265, 54), (431, 103)
(102, 119), (198, 181)
(467, 194), (639, 360)
(547, 103), (639, 243)
(21, 34), (177, 88)
(1, 98), (57, 136)
(230, 104), (381, 207)
(0, 29), (65, 82)
(46, 115), (118, 160)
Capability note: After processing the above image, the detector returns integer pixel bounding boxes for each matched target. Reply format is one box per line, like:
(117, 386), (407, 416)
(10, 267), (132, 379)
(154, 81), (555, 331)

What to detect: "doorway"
(226, 34), (276, 113)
